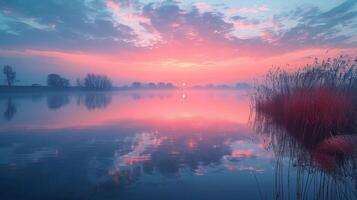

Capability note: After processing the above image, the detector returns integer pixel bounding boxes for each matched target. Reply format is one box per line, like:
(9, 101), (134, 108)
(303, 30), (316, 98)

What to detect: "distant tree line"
(47, 73), (113, 90)
(47, 74), (70, 87)
(77, 74), (113, 90)
(190, 83), (251, 90)
(130, 82), (175, 89)
(2, 65), (250, 91)
(1, 65), (114, 91)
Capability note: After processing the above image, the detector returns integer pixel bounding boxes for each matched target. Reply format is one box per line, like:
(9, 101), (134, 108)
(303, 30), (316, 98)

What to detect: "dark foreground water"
(0, 90), (356, 200)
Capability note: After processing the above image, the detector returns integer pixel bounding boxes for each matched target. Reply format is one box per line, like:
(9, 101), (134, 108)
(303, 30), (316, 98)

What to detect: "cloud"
(272, 0), (357, 50)
(0, 0), (136, 52)
(141, 1), (236, 51)
(227, 5), (269, 15)
(231, 15), (246, 21)
(0, 0), (357, 85)
(234, 21), (259, 30)
(106, 0), (158, 47)
(106, 0), (121, 10)
(1, 0), (356, 57)
(194, 2), (212, 12)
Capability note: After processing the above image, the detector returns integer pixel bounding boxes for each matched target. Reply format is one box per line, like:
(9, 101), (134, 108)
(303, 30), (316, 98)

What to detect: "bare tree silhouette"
(3, 65), (16, 87)
(81, 74), (112, 90)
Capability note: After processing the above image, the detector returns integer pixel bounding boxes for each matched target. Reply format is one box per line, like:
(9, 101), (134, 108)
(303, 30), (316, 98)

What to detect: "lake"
(0, 90), (356, 200)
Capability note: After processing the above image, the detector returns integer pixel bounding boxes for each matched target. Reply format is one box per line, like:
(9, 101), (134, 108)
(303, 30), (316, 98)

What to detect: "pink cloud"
(228, 5), (269, 15)
(120, 13), (150, 23)
(260, 31), (277, 43)
(195, 2), (212, 12)
(106, 0), (120, 10)
(234, 22), (258, 30)
(170, 23), (181, 28)
(105, 0), (148, 23)
(258, 5), (269, 12)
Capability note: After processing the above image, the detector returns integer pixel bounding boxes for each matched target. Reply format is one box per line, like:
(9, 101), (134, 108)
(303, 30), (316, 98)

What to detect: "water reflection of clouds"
(0, 119), (266, 180)
(105, 123), (269, 182)
(0, 91), (269, 199)
(0, 143), (58, 165)
(0, 130), (266, 200)
(112, 132), (155, 168)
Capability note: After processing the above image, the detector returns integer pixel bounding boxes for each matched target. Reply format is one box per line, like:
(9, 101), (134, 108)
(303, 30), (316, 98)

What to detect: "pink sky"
(0, 0), (356, 85)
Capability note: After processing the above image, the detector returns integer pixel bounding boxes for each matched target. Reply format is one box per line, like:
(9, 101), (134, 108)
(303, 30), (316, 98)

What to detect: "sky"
(0, 0), (357, 86)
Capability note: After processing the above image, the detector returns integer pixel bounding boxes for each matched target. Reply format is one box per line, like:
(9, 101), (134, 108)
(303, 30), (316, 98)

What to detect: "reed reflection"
(253, 111), (357, 199)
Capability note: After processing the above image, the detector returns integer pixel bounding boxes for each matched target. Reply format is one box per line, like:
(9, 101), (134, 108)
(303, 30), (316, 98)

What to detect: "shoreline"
(0, 86), (249, 93)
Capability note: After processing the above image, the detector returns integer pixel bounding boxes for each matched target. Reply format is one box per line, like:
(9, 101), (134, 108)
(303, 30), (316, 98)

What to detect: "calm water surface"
(0, 90), (356, 200)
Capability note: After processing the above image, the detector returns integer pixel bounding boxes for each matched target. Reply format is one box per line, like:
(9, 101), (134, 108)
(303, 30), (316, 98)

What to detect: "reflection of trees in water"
(253, 107), (357, 199)
(4, 98), (16, 120)
(77, 93), (112, 110)
(30, 94), (45, 102)
(2, 94), (45, 120)
(46, 94), (70, 110)
(1, 93), (112, 112)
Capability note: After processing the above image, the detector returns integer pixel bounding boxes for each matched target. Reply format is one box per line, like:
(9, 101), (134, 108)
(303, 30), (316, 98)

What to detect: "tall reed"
(252, 55), (357, 199)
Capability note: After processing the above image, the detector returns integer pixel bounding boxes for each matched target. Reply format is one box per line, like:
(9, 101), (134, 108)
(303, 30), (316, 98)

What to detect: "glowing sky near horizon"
(0, 0), (357, 85)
